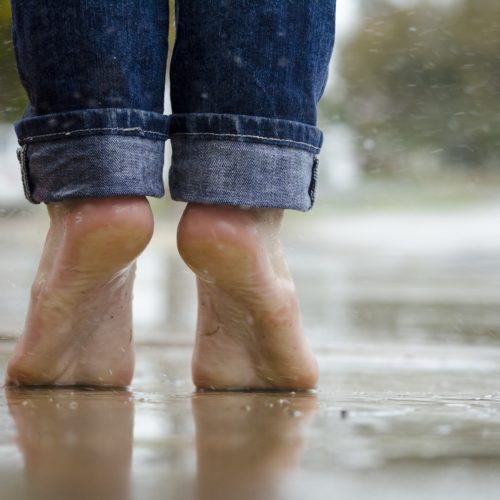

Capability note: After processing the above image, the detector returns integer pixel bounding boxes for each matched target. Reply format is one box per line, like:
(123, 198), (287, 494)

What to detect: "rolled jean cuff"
(14, 108), (169, 204)
(168, 113), (322, 211)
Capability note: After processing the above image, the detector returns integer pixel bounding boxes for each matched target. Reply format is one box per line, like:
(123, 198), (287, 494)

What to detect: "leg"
(170, 1), (337, 389)
(6, 0), (169, 386)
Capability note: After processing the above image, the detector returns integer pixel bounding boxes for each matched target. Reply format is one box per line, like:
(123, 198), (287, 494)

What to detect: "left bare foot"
(5, 196), (153, 387)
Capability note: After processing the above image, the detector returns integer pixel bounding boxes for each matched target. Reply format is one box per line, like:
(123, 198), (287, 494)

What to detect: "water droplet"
(278, 57), (288, 67)
(65, 432), (78, 445)
(436, 424), (452, 435)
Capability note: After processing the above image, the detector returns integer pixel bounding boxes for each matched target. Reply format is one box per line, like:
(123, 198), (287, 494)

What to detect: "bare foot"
(177, 203), (318, 391)
(5, 197), (154, 387)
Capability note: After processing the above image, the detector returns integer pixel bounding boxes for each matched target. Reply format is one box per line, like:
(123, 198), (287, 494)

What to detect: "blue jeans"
(11, 0), (336, 211)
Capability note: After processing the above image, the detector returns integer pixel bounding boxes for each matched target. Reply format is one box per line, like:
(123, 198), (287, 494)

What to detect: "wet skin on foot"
(5, 199), (317, 391)
(178, 203), (318, 391)
(5, 197), (154, 387)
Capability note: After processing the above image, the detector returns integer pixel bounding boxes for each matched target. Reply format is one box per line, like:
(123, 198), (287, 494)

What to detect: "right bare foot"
(5, 197), (154, 387)
(177, 203), (318, 391)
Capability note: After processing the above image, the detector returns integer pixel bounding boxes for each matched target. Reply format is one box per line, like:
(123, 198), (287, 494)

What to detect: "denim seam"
(170, 132), (321, 152)
(308, 156), (320, 209)
(16, 144), (40, 204)
(19, 127), (168, 143)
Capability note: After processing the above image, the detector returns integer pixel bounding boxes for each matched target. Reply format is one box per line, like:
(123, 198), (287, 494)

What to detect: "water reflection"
(6, 385), (317, 500)
(6, 387), (134, 500)
(2, 344), (500, 500)
(192, 392), (317, 500)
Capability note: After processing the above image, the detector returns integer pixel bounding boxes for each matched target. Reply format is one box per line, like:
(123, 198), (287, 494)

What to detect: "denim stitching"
(17, 144), (40, 204)
(307, 156), (320, 209)
(171, 132), (320, 151)
(22, 128), (318, 150)
(21, 127), (168, 142)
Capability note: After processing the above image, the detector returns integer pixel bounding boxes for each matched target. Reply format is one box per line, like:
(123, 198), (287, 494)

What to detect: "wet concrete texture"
(1, 342), (500, 500)
(0, 206), (500, 499)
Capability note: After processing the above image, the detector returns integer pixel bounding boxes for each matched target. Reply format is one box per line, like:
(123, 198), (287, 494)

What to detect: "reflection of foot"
(192, 392), (317, 500)
(6, 387), (134, 500)
(178, 204), (318, 390)
(6, 197), (154, 387)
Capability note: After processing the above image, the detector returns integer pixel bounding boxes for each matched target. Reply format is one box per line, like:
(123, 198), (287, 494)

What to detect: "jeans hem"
(18, 134), (166, 204)
(13, 108), (168, 204)
(169, 113), (323, 154)
(14, 108), (170, 144)
(169, 136), (320, 212)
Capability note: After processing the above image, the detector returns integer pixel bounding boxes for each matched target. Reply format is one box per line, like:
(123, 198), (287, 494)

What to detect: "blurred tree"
(0, 0), (26, 122)
(327, 0), (500, 172)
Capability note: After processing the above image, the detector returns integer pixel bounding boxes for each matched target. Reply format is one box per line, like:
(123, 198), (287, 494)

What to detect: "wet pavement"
(1, 205), (500, 499)
(1, 341), (500, 500)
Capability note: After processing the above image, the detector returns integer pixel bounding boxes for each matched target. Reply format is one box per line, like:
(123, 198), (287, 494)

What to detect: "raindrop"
(65, 432), (78, 445)
(363, 138), (375, 151)
(278, 57), (288, 67)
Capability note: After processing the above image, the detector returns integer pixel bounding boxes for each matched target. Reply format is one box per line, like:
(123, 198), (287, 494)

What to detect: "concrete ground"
(0, 204), (499, 500)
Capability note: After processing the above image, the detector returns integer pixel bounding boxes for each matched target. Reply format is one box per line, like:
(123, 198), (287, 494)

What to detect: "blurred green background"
(324, 0), (500, 173)
(0, 0), (24, 123)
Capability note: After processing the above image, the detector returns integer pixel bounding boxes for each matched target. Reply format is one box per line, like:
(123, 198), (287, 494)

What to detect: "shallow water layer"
(1, 341), (500, 500)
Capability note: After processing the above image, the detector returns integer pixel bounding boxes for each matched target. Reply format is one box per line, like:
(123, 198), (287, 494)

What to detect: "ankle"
(177, 203), (283, 261)
(47, 196), (154, 265)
